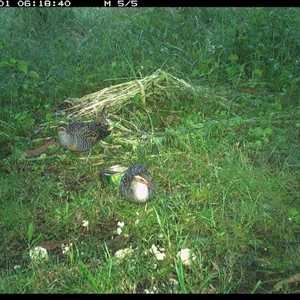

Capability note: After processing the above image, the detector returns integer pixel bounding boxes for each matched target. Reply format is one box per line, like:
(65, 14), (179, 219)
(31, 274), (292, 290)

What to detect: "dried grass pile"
(57, 69), (210, 119)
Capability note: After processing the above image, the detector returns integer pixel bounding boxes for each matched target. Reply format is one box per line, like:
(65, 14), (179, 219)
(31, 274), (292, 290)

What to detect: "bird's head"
(133, 174), (156, 192)
(56, 125), (69, 134)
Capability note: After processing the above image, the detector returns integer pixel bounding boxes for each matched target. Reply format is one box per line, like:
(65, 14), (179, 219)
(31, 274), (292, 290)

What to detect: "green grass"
(1, 7), (300, 294)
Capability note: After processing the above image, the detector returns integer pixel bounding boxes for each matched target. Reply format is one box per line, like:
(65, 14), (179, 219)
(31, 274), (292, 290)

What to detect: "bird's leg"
(86, 148), (92, 163)
(99, 141), (110, 154)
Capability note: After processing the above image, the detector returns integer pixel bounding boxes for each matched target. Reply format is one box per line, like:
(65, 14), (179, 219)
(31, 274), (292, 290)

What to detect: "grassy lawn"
(0, 7), (300, 293)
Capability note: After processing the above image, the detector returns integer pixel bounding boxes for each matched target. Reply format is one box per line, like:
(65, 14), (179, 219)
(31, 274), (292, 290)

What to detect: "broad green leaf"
(28, 71), (39, 79)
(9, 58), (17, 63)
(264, 127), (273, 135)
(16, 60), (28, 74)
(253, 68), (262, 76)
(228, 54), (239, 61)
(0, 61), (14, 68)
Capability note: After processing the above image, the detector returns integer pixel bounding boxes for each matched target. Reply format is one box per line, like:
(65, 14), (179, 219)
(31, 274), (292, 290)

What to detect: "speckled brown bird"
(57, 106), (111, 156)
(119, 165), (156, 204)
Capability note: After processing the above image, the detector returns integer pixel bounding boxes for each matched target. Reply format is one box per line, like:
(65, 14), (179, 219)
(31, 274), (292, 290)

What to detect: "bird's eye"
(135, 175), (147, 184)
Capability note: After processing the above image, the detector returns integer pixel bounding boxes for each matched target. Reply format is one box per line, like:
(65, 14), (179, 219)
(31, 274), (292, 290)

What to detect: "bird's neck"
(57, 131), (73, 147)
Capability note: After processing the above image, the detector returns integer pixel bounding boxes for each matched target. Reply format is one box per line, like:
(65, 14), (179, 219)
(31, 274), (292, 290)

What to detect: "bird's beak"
(146, 181), (156, 192)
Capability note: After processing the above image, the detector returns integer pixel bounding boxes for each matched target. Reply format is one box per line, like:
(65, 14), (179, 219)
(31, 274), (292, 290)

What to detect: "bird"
(119, 165), (156, 204)
(57, 106), (111, 160)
